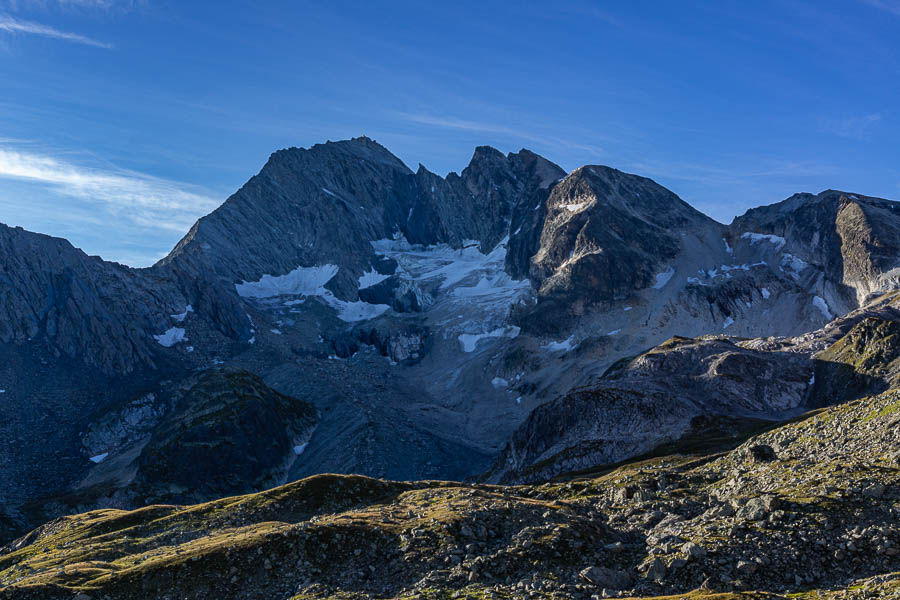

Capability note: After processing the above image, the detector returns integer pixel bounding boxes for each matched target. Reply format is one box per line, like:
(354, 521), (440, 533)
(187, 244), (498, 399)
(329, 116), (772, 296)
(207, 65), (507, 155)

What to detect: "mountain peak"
(266, 136), (412, 174)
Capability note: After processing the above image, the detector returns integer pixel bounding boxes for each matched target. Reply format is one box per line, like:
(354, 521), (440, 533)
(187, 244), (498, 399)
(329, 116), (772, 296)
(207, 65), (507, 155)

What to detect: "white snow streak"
(358, 268), (390, 289)
(652, 267), (675, 289)
(812, 295), (834, 320)
(542, 335), (576, 352)
(741, 232), (786, 250)
(154, 327), (187, 347)
(171, 305), (193, 322)
(458, 327), (520, 353)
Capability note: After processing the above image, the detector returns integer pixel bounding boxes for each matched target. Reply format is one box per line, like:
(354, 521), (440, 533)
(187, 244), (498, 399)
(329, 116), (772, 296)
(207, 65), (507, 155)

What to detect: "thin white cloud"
(861, 0), (900, 16)
(0, 146), (220, 233)
(0, 13), (110, 47)
(399, 112), (606, 160)
(820, 113), (883, 140)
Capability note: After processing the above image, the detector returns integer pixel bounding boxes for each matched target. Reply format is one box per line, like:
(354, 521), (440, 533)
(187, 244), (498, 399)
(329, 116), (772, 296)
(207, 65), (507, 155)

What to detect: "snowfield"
(236, 264), (389, 322)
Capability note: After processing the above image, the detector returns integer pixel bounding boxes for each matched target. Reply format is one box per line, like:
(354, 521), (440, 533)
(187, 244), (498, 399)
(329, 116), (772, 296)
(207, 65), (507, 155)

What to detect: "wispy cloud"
(398, 112), (606, 161)
(0, 146), (220, 233)
(861, 0), (900, 16)
(0, 13), (110, 47)
(820, 113), (883, 140)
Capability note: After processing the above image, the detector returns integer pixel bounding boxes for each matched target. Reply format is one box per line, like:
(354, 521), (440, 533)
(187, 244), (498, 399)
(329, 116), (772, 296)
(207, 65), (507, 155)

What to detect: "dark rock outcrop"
(134, 368), (318, 502)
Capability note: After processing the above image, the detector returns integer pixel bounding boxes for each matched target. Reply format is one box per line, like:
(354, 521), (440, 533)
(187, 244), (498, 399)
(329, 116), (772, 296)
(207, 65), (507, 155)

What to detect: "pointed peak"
(267, 137), (412, 174)
(508, 148), (566, 189)
(472, 145), (505, 159)
(465, 146), (509, 170)
(460, 145), (512, 179)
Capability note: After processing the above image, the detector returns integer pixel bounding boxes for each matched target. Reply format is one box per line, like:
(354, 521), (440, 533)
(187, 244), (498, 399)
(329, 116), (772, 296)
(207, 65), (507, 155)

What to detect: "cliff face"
(729, 190), (900, 311)
(490, 292), (900, 484)
(0, 224), (184, 374)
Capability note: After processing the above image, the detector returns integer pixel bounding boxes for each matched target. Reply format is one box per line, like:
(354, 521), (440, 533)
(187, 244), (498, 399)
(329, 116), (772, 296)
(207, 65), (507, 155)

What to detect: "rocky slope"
(2, 337), (899, 598)
(1, 136), (899, 550)
(490, 292), (900, 484)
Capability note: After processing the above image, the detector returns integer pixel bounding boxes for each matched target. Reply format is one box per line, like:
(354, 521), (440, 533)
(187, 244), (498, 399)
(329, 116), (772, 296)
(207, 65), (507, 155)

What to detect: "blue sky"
(1, 0), (898, 266)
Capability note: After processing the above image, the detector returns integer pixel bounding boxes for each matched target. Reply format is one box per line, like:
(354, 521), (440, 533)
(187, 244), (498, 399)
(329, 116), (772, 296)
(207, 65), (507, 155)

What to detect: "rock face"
(1, 136), (899, 543)
(487, 333), (814, 484)
(491, 292), (900, 483)
(527, 165), (713, 322)
(730, 190), (900, 312)
(0, 224), (187, 374)
(134, 368), (318, 503)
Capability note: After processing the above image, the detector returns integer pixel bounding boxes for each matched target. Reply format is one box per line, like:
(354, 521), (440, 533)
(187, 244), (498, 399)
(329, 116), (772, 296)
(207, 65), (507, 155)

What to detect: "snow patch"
(270, 329), (282, 335)
(358, 268), (390, 289)
(760, 287), (771, 299)
(154, 327), (187, 347)
(293, 443), (308, 456)
(652, 267), (675, 289)
(563, 202), (588, 212)
(171, 305), (193, 322)
(542, 335), (576, 352)
(741, 232), (786, 249)
(335, 301), (390, 321)
(458, 326), (520, 353)
(722, 316), (735, 329)
(781, 254), (808, 277)
(236, 265), (388, 322)
(89, 453), (109, 464)
(236, 265), (339, 298)
(723, 238), (732, 254)
(321, 188), (336, 197)
(812, 296), (833, 320)
(491, 377), (509, 388)
(607, 329), (621, 336)
(623, 306), (632, 312)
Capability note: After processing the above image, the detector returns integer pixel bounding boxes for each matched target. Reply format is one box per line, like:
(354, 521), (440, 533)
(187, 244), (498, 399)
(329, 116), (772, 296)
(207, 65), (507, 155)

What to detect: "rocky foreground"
(1, 380), (898, 599)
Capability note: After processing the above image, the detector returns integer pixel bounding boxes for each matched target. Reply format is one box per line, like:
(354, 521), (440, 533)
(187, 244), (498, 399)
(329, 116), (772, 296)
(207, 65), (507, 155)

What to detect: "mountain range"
(1, 136), (899, 580)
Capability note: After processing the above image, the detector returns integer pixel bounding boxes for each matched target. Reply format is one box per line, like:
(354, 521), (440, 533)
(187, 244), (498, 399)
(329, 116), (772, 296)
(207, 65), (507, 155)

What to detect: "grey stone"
(578, 566), (633, 590)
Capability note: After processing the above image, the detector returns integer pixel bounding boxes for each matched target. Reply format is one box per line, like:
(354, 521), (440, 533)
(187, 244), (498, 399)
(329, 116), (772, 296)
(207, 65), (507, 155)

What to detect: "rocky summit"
(1, 137), (900, 598)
